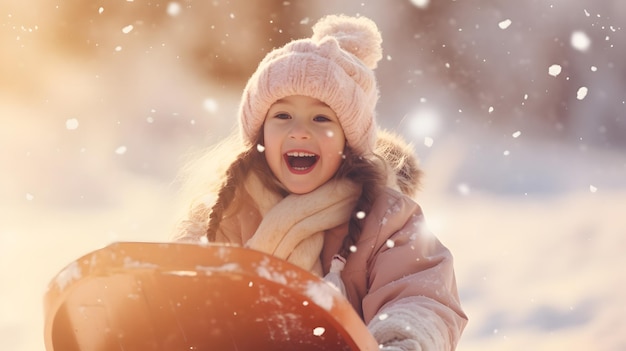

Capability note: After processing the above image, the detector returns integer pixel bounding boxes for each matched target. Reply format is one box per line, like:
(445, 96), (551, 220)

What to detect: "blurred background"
(1, 0), (625, 350)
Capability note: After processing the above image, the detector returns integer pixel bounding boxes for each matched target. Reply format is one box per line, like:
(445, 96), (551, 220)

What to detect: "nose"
(288, 120), (311, 139)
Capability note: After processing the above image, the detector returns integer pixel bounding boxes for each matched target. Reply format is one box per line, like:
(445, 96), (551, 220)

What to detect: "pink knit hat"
(238, 14), (383, 155)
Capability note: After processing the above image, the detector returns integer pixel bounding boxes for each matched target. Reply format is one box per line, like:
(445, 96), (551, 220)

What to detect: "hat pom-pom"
(312, 14), (383, 69)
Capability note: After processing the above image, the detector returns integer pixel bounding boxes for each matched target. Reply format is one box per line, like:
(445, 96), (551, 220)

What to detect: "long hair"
(173, 129), (390, 259)
(171, 131), (248, 241)
(333, 147), (387, 258)
(204, 138), (286, 241)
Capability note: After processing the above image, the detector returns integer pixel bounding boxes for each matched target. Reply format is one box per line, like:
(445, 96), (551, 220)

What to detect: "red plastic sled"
(43, 242), (379, 350)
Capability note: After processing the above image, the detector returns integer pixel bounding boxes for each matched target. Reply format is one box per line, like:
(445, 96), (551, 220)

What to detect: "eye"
(313, 115), (332, 122)
(274, 113), (291, 120)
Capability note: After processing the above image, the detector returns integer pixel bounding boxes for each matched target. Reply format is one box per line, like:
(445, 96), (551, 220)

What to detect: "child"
(174, 14), (467, 351)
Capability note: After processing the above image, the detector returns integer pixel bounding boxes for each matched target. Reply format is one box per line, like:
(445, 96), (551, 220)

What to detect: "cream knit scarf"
(244, 173), (360, 277)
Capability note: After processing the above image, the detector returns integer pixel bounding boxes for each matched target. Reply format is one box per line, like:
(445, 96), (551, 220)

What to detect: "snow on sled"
(43, 242), (378, 351)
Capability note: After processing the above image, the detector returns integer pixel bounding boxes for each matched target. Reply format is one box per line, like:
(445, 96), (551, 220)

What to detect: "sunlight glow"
(407, 108), (440, 138)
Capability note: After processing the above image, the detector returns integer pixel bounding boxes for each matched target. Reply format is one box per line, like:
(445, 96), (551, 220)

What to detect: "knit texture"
(238, 14), (383, 155)
(243, 172), (360, 275)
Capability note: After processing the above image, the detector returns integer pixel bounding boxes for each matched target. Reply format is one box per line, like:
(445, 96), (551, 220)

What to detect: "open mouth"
(284, 151), (319, 173)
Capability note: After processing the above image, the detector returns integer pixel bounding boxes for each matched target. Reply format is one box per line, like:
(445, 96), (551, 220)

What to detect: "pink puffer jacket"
(206, 186), (467, 350)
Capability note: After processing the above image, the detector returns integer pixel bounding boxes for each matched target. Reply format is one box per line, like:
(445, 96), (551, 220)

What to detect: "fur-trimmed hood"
(374, 129), (423, 198)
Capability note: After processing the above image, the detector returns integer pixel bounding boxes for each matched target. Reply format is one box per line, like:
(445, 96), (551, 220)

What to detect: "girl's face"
(263, 95), (346, 194)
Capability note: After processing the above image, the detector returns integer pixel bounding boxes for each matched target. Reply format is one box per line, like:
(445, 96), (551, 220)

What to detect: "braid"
(335, 148), (386, 258)
(205, 149), (249, 241)
(206, 135), (284, 241)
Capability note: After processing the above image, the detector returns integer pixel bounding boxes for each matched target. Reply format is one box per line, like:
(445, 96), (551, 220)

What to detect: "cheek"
(263, 122), (284, 143)
(263, 146), (282, 178)
(323, 128), (342, 140)
(329, 130), (346, 153)
(262, 130), (281, 165)
(320, 125), (345, 143)
(262, 125), (275, 149)
(323, 139), (346, 164)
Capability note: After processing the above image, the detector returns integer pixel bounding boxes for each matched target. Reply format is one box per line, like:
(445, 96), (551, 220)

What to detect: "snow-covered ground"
(418, 138), (626, 351)
(1, 1), (625, 350)
(3, 124), (625, 351)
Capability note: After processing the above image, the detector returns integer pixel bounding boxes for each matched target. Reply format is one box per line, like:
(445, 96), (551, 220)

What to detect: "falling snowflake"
(312, 327), (325, 336)
(548, 64), (562, 77)
(167, 2), (181, 16)
(571, 31), (591, 52)
(409, 0), (430, 9)
(424, 137), (434, 148)
(498, 19), (512, 29)
(65, 118), (79, 130)
(203, 98), (218, 113)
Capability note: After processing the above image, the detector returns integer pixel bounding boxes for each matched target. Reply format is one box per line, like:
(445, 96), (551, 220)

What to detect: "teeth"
(286, 152), (316, 157)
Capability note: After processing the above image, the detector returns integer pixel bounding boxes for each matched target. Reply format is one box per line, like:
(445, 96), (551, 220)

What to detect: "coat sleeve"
(362, 194), (468, 350)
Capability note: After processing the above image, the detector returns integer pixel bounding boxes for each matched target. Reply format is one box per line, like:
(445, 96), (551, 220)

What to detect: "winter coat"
(203, 185), (467, 350)
(175, 131), (467, 350)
